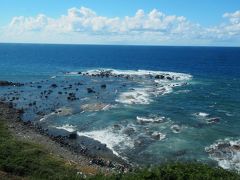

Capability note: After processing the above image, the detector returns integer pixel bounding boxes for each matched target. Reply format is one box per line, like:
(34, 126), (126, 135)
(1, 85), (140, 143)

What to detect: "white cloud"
(1, 7), (240, 46)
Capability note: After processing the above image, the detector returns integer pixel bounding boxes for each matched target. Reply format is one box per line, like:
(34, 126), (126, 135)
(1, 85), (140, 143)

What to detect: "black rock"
(155, 75), (165, 79)
(51, 84), (58, 88)
(67, 92), (77, 101)
(68, 131), (77, 139)
(101, 84), (107, 89)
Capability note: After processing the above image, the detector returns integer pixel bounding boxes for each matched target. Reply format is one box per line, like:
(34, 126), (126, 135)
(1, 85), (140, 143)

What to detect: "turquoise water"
(0, 44), (240, 170)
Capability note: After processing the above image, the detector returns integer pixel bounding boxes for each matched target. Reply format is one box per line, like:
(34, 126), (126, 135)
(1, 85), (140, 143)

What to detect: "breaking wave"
(55, 124), (77, 132)
(65, 68), (192, 81)
(77, 128), (134, 157)
(65, 68), (192, 105)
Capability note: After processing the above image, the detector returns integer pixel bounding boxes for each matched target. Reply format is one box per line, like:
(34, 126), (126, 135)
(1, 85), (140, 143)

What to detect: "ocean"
(0, 43), (240, 170)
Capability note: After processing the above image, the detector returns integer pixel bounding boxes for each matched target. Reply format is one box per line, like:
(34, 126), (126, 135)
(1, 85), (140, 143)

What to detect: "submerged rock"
(101, 84), (107, 89)
(51, 84), (58, 88)
(56, 107), (73, 116)
(207, 117), (220, 124)
(87, 88), (95, 93)
(80, 103), (110, 112)
(171, 125), (181, 133)
(67, 92), (77, 101)
(123, 127), (135, 136)
(113, 124), (122, 130)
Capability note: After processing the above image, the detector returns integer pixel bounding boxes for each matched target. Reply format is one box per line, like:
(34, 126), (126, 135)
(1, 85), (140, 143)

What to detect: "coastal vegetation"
(0, 119), (240, 180)
(0, 121), (82, 179)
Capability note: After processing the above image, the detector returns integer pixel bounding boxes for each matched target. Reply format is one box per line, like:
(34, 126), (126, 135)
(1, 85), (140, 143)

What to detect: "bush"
(91, 163), (240, 180)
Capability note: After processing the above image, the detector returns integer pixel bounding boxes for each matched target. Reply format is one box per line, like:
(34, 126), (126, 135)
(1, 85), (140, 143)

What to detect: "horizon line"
(0, 42), (239, 48)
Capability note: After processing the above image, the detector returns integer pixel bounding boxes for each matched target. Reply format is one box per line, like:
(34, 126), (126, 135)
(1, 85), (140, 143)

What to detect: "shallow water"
(0, 44), (240, 170)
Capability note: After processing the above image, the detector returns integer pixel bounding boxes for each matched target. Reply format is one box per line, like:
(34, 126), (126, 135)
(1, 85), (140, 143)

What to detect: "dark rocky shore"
(0, 72), (189, 174)
(0, 101), (131, 174)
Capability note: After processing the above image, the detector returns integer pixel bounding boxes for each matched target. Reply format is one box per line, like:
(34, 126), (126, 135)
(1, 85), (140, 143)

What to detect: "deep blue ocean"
(0, 44), (240, 170)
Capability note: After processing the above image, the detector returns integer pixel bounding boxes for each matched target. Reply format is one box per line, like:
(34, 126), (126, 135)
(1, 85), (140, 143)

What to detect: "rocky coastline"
(0, 101), (131, 175)
(0, 71), (190, 174)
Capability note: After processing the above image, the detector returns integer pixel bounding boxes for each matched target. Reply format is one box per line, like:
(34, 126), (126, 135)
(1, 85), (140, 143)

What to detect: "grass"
(0, 119), (240, 180)
(0, 121), (83, 180)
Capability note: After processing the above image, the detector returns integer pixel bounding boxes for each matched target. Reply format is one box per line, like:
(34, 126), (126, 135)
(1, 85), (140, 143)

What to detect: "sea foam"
(65, 68), (192, 105)
(136, 116), (165, 124)
(77, 128), (134, 157)
(116, 88), (152, 105)
(205, 138), (240, 172)
(55, 124), (77, 132)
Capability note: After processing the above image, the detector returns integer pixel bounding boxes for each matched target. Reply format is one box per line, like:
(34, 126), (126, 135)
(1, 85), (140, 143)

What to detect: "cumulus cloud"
(222, 11), (240, 35)
(1, 7), (240, 45)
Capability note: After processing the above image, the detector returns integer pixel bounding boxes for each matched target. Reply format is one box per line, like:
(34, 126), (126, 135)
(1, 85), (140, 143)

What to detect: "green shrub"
(90, 163), (240, 180)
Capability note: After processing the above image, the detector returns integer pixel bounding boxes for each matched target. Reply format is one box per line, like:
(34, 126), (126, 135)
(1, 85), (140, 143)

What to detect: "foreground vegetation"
(0, 121), (83, 179)
(0, 120), (239, 180)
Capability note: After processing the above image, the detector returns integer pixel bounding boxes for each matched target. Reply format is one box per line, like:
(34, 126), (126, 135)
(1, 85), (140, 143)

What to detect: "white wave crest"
(80, 103), (112, 112)
(116, 84), (182, 105)
(194, 112), (210, 118)
(55, 124), (77, 132)
(205, 138), (240, 172)
(77, 128), (134, 156)
(116, 88), (152, 105)
(137, 116), (165, 124)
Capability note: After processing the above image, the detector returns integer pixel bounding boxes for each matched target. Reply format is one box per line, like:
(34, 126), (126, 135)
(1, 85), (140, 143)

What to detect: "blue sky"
(0, 0), (240, 46)
(1, 0), (240, 26)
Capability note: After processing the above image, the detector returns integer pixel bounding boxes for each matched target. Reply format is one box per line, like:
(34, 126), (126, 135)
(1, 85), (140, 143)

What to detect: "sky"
(0, 0), (240, 46)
